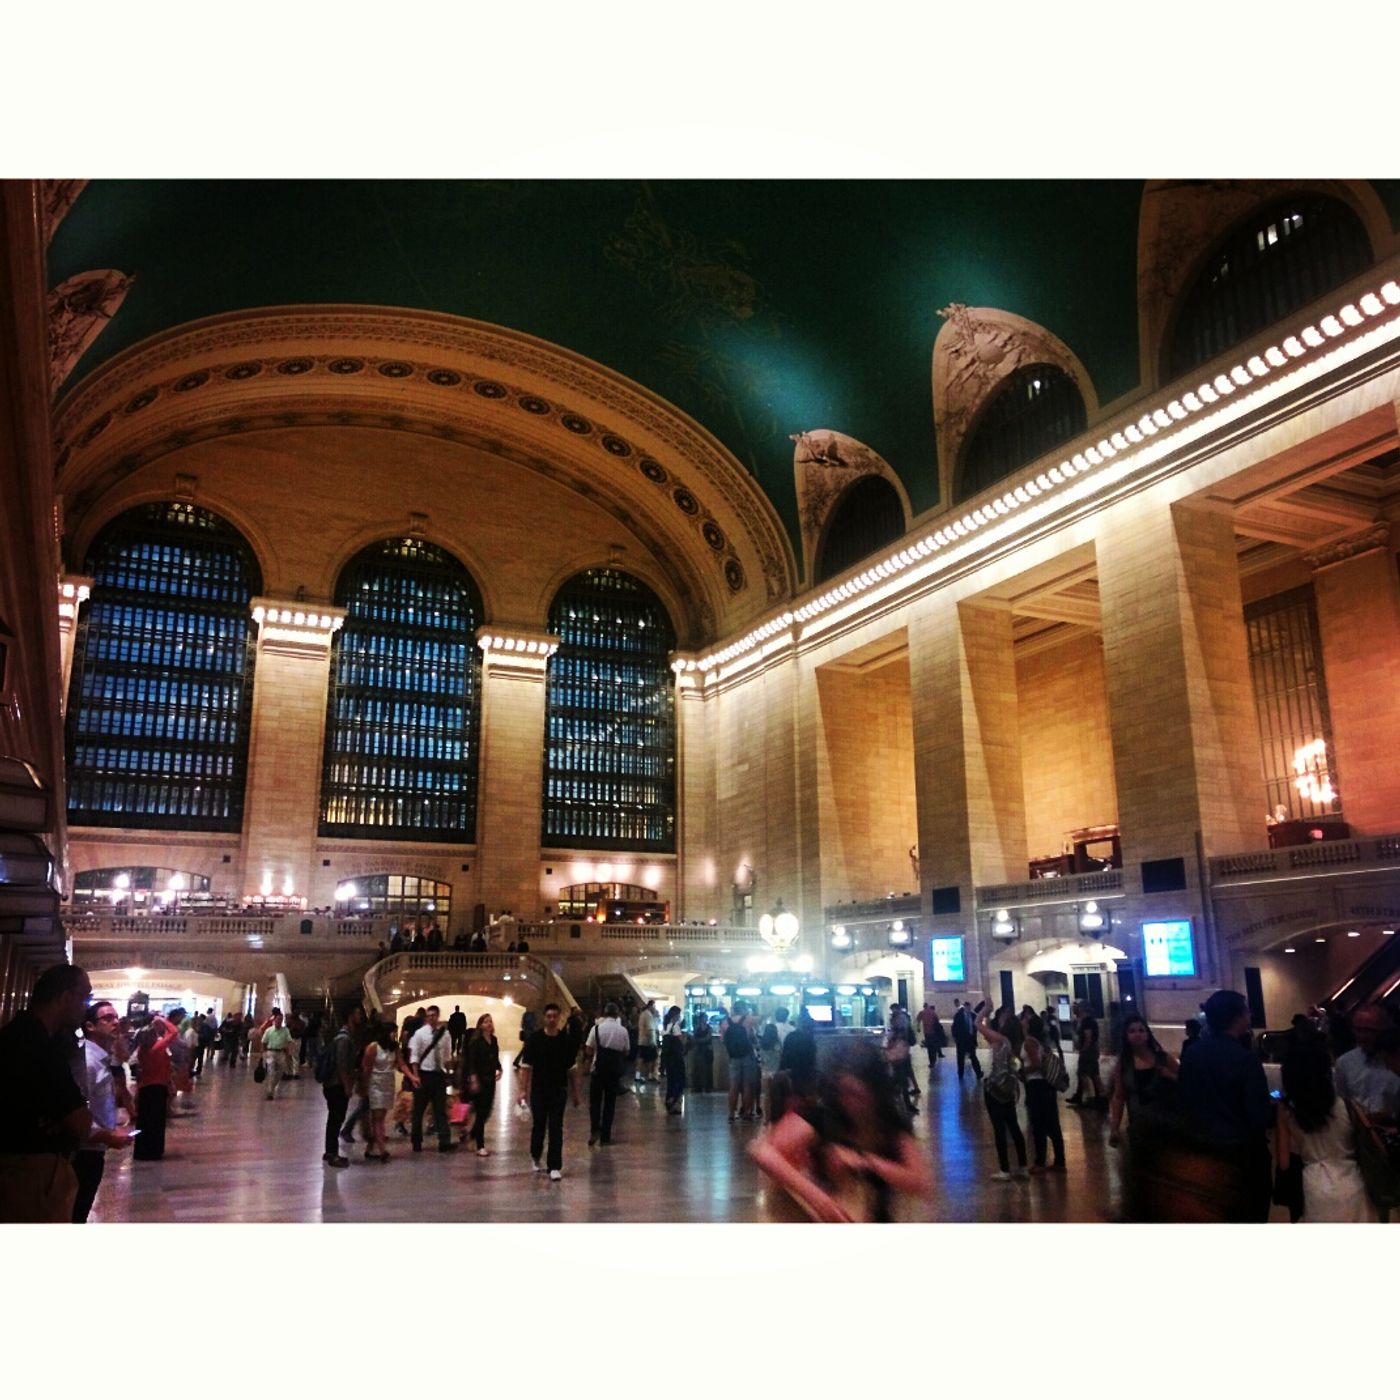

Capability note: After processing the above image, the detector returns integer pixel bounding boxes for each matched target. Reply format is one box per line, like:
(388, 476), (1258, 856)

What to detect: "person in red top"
(133, 1008), (183, 1160)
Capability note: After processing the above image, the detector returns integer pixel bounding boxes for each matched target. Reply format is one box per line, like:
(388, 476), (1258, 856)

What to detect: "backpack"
(986, 1051), (1021, 1104)
(314, 1032), (344, 1085)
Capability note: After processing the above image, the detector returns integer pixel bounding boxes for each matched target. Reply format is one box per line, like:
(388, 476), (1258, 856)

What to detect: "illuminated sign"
(1143, 920), (1196, 977)
(930, 936), (966, 983)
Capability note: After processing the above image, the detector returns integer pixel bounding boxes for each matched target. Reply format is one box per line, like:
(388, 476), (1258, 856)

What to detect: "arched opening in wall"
(66, 502), (262, 832)
(72, 865), (212, 912)
(814, 476), (906, 584)
(334, 874), (452, 926)
(319, 538), (483, 841)
(86, 969), (248, 1024)
(555, 882), (665, 922)
(543, 568), (676, 852)
(1164, 194), (1373, 382)
(987, 935), (1130, 1045)
(957, 364), (1087, 503)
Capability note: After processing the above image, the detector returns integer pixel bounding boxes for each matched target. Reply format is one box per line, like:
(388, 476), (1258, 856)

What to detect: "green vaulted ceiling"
(47, 179), (1400, 549)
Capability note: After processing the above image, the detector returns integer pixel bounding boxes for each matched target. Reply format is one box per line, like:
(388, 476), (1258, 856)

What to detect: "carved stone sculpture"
(48, 269), (134, 393)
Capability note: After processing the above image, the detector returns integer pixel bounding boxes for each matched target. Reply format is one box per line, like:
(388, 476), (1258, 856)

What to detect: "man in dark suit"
(951, 998), (984, 1081)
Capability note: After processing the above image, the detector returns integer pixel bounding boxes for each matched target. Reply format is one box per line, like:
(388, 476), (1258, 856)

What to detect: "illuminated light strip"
(251, 603), (344, 633)
(477, 632), (559, 657)
(689, 278), (1400, 678)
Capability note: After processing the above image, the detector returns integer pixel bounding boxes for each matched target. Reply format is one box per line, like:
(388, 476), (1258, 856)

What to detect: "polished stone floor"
(90, 1053), (1146, 1224)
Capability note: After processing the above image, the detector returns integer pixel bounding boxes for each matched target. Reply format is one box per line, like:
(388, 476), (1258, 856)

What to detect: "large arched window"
(543, 569), (676, 851)
(958, 364), (1087, 501)
(1165, 195), (1373, 382)
(66, 502), (261, 830)
(319, 538), (483, 841)
(815, 476), (905, 583)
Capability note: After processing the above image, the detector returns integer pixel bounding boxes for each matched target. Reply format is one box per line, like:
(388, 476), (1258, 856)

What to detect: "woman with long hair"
(1107, 1015), (1179, 1147)
(460, 1013), (501, 1155)
(977, 1005), (1029, 1180)
(1277, 1032), (1376, 1222)
(360, 1019), (398, 1161)
(749, 1036), (933, 1222)
(661, 1004), (687, 1115)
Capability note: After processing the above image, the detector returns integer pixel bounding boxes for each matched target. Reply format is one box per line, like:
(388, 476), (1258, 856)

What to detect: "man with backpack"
(583, 1003), (629, 1146)
(406, 1006), (457, 1153)
(318, 1005), (363, 1169)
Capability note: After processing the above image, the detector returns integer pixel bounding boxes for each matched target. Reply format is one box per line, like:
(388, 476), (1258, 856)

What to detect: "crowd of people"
(1, 960), (1398, 1225)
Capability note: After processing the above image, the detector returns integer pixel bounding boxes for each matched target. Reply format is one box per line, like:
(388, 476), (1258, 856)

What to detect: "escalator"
(1327, 934), (1400, 1018)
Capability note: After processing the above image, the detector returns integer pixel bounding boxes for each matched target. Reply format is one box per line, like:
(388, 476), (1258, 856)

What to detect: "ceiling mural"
(48, 179), (1400, 552)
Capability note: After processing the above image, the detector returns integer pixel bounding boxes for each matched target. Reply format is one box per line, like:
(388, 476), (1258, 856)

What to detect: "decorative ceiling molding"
(789, 429), (910, 585)
(1303, 521), (1392, 573)
(932, 304), (1099, 504)
(52, 307), (798, 633)
(1136, 179), (1398, 391)
(41, 179), (87, 244)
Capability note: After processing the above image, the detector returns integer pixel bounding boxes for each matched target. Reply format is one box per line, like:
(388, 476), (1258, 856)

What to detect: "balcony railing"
(504, 922), (765, 950)
(976, 868), (1125, 909)
(1209, 834), (1400, 886)
(64, 912), (383, 942)
(824, 895), (921, 924)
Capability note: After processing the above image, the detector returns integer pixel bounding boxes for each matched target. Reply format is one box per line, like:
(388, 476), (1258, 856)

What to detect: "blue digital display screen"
(1142, 920), (1196, 977)
(930, 936), (966, 983)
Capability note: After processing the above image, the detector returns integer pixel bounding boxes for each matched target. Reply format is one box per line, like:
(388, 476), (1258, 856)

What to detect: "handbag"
(253, 1057), (267, 1084)
(1043, 1048), (1070, 1094)
(1272, 1153), (1305, 1222)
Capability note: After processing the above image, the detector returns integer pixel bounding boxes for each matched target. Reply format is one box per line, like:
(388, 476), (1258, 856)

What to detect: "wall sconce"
(830, 924), (852, 951)
(990, 909), (1019, 940)
(1078, 900), (1107, 935)
(888, 919), (913, 948)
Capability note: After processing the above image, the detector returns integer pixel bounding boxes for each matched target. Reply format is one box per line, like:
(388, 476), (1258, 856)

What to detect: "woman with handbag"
(1021, 1013), (1067, 1175)
(976, 1005), (1029, 1181)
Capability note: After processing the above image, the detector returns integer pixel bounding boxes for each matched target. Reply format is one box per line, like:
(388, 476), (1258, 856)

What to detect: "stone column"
(239, 600), (345, 905)
(908, 596), (1027, 993)
(674, 664), (717, 921)
(1098, 499), (1264, 865)
(1307, 523), (1400, 835)
(475, 629), (556, 920)
(56, 574), (91, 709)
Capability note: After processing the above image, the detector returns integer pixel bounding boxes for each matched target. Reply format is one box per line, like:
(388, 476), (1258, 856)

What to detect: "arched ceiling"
(48, 179), (1400, 552)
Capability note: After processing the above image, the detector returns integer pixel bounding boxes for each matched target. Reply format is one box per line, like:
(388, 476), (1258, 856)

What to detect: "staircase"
(587, 970), (646, 1012)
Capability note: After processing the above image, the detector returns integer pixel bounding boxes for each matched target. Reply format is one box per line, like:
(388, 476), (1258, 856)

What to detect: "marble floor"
(90, 1054), (1145, 1224)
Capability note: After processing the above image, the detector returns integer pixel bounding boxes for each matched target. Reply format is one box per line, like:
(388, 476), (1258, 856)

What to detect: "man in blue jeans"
(321, 1005), (363, 1168)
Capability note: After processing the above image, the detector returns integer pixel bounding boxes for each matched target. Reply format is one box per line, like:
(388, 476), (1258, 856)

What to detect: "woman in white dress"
(360, 1020), (401, 1162)
(1277, 1035), (1377, 1223)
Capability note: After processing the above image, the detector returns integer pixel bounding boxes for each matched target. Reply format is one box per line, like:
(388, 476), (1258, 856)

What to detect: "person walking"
(257, 1009), (294, 1100)
(447, 1005), (468, 1058)
(1067, 1003), (1106, 1108)
(518, 1003), (578, 1179)
(584, 1003), (629, 1146)
(1021, 1013), (1067, 1175)
(72, 1000), (138, 1222)
(916, 1001), (945, 1070)
(951, 999), (984, 1082)
(661, 1005), (687, 1115)
(636, 999), (659, 1085)
(977, 1004), (1029, 1181)
(1107, 1015), (1181, 1152)
(360, 1019), (400, 1162)
(460, 1013), (502, 1156)
(320, 1006), (363, 1169)
(724, 1003), (761, 1122)
(407, 1006), (457, 1154)
(690, 1009), (714, 1093)
(134, 1009), (183, 1157)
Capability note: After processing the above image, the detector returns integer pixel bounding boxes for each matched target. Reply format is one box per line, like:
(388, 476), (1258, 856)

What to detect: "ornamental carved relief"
(41, 179), (88, 243)
(790, 430), (910, 583)
(931, 305), (1097, 505)
(1136, 179), (1395, 388)
(48, 268), (134, 393)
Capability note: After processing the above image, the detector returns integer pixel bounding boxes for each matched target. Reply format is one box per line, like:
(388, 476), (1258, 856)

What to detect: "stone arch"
(931, 306), (1099, 507)
(1137, 179), (1397, 390)
(789, 429), (912, 585)
(52, 306), (798, 644)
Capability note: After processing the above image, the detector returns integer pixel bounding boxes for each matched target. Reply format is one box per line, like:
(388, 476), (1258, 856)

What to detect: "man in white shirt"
(407, 1006), (457, 1153)
(584, 1003), (630, 1146)
(73, 1000), (136, 1222)
(636, 1000), (659, 1083)
(1335, 1004), (1400, 1120)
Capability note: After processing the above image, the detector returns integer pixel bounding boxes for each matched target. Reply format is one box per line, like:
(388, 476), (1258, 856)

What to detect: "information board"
(1142, 919), (1196, 977)
(930, 935), (966, 983)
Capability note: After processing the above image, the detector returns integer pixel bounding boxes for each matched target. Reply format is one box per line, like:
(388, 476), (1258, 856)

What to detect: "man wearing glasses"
(73, 1000), (137, 1222)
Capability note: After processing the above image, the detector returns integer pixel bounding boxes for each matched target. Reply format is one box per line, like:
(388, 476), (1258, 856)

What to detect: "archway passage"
(814, 475), (905, 583)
